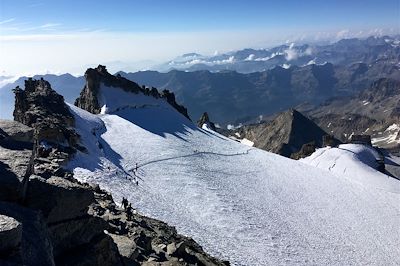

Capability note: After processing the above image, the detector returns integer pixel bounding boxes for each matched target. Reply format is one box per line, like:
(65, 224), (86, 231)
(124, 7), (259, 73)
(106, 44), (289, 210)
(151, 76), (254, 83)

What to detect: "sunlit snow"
(66, 86), (400, 265)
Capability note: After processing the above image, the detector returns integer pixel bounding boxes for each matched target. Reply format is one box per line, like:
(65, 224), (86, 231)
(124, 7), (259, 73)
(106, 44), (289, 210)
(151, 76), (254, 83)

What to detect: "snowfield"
(301, 144), (399, 194)
(67, 87), (400, 266)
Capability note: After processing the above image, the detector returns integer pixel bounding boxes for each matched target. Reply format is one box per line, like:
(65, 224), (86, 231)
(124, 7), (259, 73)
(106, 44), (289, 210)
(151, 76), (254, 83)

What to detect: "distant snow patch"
(306, 59), (316, 65)
(372, 123), (400, 145)
(227, 123), (242, 130)
(240, 138), (254, 147)
(100, 105), (108, 114)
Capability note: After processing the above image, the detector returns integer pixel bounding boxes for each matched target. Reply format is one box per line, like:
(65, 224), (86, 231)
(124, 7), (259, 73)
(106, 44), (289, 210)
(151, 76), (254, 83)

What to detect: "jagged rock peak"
(13, 78), (73, 127)
(12, 78), (79, 159)
(75, 65), (190, 119)
(197, 112), (216, 131)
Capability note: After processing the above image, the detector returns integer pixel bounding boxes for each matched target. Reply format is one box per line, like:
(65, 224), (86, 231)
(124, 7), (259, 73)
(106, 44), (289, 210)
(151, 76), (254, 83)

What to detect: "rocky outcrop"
(0, 120), (33, 143)
(75, 65), (190, 119)
(0, 121), (33, 202)
(13, 78), (73, 128)
(0, 214), (22, 254)
(24, 175), (95, 224)
(232, 109), (338, 158)
(13, 78), (79, 153)
(91, 187), (228, 266)
(0, 78), (227, 265)
(197, 112), (216, 131)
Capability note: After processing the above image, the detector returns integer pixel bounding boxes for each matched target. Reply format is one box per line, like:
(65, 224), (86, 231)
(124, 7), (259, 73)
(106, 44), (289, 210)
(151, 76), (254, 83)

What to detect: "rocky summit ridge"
(75, 65), (190, 120)
(0, 75), (227, 265)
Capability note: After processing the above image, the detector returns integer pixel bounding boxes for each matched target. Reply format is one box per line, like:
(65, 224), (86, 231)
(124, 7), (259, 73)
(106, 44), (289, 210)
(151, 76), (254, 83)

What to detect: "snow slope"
(301, 144), (400, 193)
(67, 89), (400, 265)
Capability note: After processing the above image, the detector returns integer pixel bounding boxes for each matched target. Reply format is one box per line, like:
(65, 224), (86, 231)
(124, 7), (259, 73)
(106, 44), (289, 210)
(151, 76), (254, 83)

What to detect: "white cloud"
(245, 54), (255, 61)
(1, 26), (399, 76)
(0, 18), (15, 25)
(254, 52), (284, 61)
(305, 46), (313, 55)
(336, 29), (350, 39)
(0, 33), (78, 41)
(40, 23), (61, 28)
(284, 43), (298, 61)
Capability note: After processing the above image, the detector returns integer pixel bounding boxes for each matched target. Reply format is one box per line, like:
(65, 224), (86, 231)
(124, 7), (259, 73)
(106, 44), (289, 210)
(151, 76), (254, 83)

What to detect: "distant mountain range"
(1, 36), (399, 126)
(154, 35), (400, 73)
(119, 59), (400, 125)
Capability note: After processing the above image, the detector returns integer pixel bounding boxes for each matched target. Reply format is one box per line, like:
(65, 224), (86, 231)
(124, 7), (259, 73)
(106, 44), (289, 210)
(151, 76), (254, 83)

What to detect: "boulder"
(24, 175), (95, 224)
(0, 120), (33, 143)
(0, 214), (22, 252)
(108, 233), (139, 262)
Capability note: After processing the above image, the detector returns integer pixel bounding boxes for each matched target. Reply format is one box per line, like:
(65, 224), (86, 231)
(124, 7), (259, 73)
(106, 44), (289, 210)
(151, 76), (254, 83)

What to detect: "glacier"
(66, 85), (400, 266)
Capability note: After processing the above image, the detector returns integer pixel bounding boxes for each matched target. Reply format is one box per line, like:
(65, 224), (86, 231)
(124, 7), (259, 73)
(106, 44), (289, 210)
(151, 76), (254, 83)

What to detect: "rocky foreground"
(0, 77), (228, 265)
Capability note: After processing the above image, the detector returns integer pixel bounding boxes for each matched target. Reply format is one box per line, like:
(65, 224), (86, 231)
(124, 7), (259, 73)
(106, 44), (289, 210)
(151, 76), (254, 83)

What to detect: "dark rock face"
(13, 78), (78, 153)
(0, 121), (32, 202)
(350, 135), (372, 146)
(197, 112), (216, 131)
(232, 109), (337, 158)
(13, 78), (73, 128)
(25, 175), (95, 224)
(0, 201), (55, 266)
(75, 65), (190, 120)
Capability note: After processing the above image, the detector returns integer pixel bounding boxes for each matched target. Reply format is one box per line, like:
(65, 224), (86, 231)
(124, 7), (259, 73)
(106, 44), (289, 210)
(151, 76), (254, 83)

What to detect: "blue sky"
(0, 0), (399, 75)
